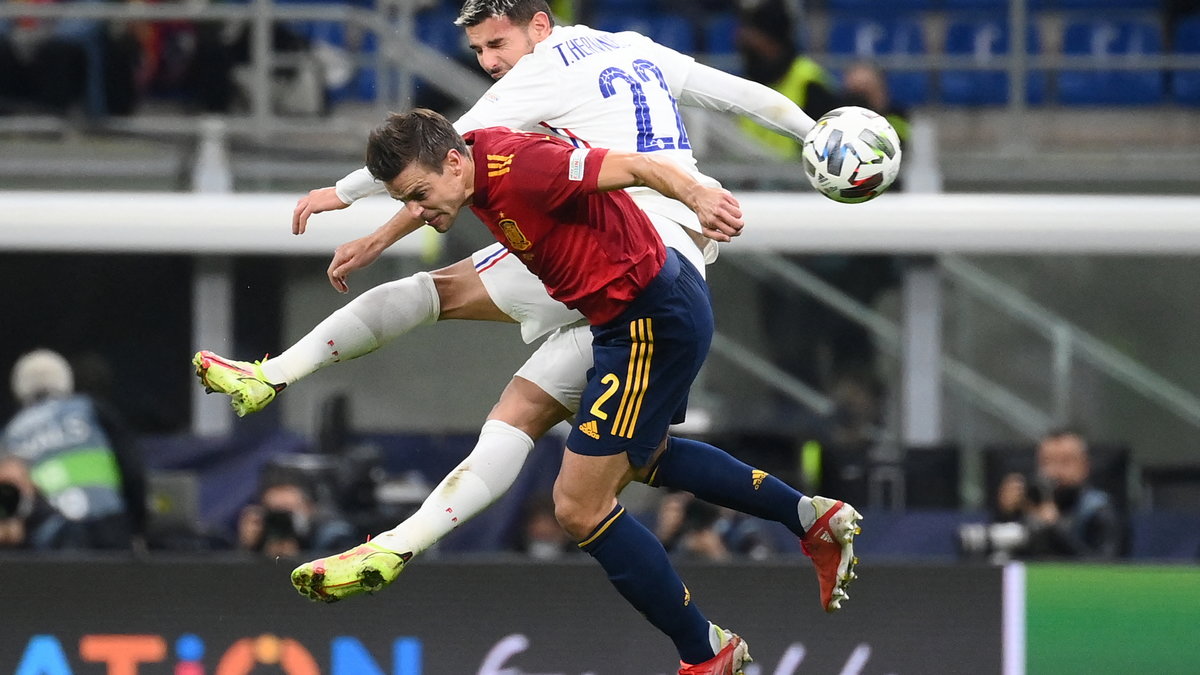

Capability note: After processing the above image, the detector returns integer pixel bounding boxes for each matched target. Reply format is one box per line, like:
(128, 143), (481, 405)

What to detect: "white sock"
(261, 272), (440, 384)
(371, 419), (535, 556)
(798, 496), (816, 531)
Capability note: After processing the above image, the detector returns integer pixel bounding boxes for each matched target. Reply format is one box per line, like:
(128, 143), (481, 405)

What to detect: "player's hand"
(691, 187), (744, 242)
(327, 235), (385, 293)
(293, 186), (350, 235)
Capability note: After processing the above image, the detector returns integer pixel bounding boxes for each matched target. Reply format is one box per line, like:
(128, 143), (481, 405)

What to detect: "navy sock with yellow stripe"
(578, 504), (714, 664)
(650, 436), (807, 537)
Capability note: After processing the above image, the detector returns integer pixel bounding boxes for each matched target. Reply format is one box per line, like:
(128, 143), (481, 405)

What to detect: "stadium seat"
(828, 15), (930, 106)
(593, 14), (697, 54)
(853, 510), (986, 560)
(942, 0), (1006, 9)
(703, 12), (738, 56)
(1058, 19), (1164, 105)
(591, 0), (661, 12)
(826, 0), (933, 11)
(1172, 16), (1200, 105)
(1041, 0), (1158, 9)
(417, 7), (465, 56)
(1129, 511), (1200, 560)
(942, 18), (1046, 105)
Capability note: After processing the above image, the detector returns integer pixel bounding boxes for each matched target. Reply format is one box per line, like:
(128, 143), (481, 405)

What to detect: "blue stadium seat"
(826, 0), (933, 11)
(942, 18), (1045, 105)
(417, 7), (465, 56)
(704, 12), (738, 55)
(1041, 0), (1158, 9)
(593, 14), (696, 54)
(649, 16), (697, 53)
(590, 0), (661, 14)
(1172, 16), (1200, 105)
(350, 31), (380, 102)
(1058, 19), (1164, 105)
(942, 0), (1006, 9)
(1129, 511), (1200, 560)
(828, 15), (929, 106)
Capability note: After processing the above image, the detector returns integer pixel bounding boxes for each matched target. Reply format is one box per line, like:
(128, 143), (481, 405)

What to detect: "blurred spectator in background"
(1020, 429), (1123, 559)
(735, 0), (839, 159)
(514, 493), (575, 560)
(656, 491), (731, 561)
(0, 0), (142, 116)
(1, 349), (146, 550)
(841, 60), (910, 189)
(656, 491), (783, 561)
(237, 478), (357, 558)
(964, 429), (1123, 562)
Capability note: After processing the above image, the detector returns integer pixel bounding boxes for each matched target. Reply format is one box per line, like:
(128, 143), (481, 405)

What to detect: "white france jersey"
(454, 24), (721, 254)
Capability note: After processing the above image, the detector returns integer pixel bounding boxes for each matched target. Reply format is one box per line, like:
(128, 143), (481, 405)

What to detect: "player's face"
(464, 15), (539, 79)
(386, 150), (470, 233)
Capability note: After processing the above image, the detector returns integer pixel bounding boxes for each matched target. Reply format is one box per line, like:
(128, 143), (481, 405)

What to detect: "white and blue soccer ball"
(801, 106), (902, 204)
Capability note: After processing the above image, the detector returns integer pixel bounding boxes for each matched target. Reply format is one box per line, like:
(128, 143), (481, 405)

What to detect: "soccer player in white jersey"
(193, 0), (862, 625)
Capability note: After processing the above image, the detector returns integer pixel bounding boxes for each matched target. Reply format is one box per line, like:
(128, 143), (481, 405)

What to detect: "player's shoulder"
(532, 23), (663, 67)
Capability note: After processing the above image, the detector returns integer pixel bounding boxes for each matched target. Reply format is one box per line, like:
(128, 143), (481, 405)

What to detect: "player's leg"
(643, 436), (863, 612)
(562, 254), (749, 671)
(368, 373), (571, 556)
(194, 251), (512, 419)
(290, 327), (588, 602)
(195, 244), (581, 416)
(558, 445), (740, 669)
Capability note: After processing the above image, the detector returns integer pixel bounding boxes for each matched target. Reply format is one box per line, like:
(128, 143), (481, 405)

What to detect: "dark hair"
(366, 108), (467, 183)
(455, 0), (554, 28)
(1042, 427), (1089, 451)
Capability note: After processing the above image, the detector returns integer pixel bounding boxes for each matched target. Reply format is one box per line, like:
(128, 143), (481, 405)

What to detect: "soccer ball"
(801, 106), (902, 204)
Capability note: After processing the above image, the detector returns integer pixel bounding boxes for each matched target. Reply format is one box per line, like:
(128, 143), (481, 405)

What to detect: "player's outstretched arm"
(597, 152), (744, 242)
(293, 186), (350, 235)
(293, 166), (388, 234)
(326, 205), (427, 293)
(679, 61), (818, 144)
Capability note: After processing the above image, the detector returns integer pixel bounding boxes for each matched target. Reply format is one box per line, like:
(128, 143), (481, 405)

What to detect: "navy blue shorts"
(567, 249), (713, 467)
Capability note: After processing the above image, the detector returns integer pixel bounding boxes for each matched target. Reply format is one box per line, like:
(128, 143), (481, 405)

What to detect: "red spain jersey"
(464, 127), (666, 326)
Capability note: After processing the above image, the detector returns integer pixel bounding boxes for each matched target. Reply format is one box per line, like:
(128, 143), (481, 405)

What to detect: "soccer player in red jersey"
(354, 108), (849, 675)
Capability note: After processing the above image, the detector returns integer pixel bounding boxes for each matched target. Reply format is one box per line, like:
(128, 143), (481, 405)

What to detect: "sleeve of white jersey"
(638, 35), (698, 97)
(335, 167), (384, 205)
(454, 56), (564, 132)
(678, 61), (817, 143)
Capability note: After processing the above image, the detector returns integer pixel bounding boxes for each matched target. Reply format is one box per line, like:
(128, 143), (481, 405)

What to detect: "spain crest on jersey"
(499, 218), (531, 251)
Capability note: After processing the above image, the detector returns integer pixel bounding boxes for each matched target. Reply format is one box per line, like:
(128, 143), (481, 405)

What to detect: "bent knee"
(552, 492), (616, 541)
(430, 259), (513, 322)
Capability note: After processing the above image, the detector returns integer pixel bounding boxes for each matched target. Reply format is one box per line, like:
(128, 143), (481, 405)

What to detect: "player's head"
(11, 349), (74, 406)
(455, 0), (554, 80)
(367, 109), (472, 233)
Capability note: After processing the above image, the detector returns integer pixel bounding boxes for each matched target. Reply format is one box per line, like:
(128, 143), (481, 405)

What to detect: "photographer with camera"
(964, 429), (1123, 562)
(237, 478), (357, 559)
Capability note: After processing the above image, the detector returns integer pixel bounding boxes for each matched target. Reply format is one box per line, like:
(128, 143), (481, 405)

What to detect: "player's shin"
(648, 436), (814, 536)
(370, 419), (533, 556)
(578, 504), (716, 666)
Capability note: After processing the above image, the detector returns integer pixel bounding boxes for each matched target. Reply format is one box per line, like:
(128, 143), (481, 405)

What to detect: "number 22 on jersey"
(598, 59), (691, 153)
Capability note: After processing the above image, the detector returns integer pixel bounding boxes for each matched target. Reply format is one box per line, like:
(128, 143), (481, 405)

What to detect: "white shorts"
(513, 322), (593, 413)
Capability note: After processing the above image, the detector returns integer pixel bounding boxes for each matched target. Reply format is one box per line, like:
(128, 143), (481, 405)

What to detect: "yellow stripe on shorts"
(612, 318), (654, 438)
